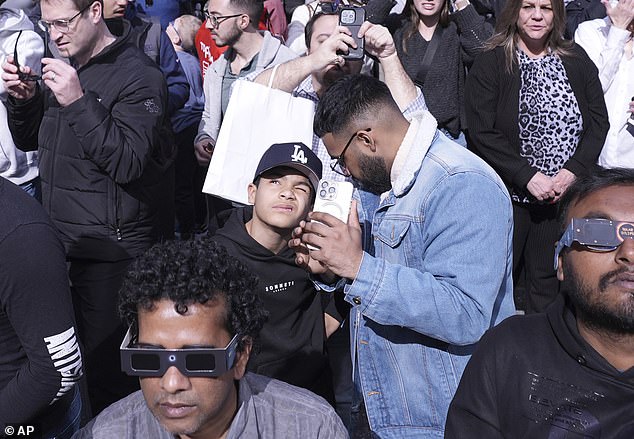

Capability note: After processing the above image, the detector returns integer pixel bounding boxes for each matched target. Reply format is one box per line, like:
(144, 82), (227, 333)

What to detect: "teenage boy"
(211, 142), (341, 404)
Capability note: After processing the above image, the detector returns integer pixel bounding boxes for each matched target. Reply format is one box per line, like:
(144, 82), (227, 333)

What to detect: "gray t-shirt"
(72, 372), (348, 438)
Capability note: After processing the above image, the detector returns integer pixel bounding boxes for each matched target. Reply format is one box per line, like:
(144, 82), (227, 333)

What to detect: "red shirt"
(195, 24), (227, 79)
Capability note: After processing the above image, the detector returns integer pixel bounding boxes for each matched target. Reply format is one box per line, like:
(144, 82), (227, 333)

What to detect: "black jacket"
(445, 295), (634, 438)
(465, 44), (609, 193)
(212, 207), (338, 402)
(7, 22), (174, 260)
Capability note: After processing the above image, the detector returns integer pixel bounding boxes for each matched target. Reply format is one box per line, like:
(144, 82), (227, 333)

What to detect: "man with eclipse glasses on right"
(446, 167), (634, 438)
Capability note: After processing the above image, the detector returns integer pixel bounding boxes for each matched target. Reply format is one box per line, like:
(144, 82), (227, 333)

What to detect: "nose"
(615, 238), (634, 266)
(279, 186), (296, 200)
(532, 6), (543, 19)
(160, 366), (191, 393)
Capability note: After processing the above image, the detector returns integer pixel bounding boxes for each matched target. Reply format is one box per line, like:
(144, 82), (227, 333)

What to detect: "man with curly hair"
(74, 239), (348, 438)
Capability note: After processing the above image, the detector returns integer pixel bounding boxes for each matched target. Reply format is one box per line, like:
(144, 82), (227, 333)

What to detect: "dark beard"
(562, 259), (634, 335)
(356, 154), (391, 195)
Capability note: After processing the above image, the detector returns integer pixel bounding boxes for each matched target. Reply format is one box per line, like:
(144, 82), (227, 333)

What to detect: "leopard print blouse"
(513, 49), (583, 204)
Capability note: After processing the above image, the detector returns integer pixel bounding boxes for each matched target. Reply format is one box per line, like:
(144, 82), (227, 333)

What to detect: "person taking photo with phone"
(289, 73), (515, 438)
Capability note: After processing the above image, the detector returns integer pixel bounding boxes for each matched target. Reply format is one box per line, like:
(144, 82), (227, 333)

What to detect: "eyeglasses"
(204, 10), (243, 28)
(553, 217), (634, 269)
(38, 3), (91, 34)
(330, 128), (370, 177)
(13, 31), (41, 82)
(120, 326), (240, 377)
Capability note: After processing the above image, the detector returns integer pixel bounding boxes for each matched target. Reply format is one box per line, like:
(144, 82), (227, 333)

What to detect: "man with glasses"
(446, 167), (634, 438)
(290, 74), (515, 437)
(2, 0), (174, 416)
(73, 239), (348, 438)
(193, 0), (296, 233)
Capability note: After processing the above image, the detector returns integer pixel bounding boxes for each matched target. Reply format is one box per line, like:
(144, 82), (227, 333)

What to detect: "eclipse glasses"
(120, 326), (239, 377)
(554, 218), (634, 269)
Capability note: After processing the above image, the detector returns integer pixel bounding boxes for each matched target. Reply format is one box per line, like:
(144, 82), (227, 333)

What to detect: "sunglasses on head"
(554, 217), (634, 269)
(120, 326), (240, 377)
(13, 31), (41, 82)
(317, 0), (342, 13)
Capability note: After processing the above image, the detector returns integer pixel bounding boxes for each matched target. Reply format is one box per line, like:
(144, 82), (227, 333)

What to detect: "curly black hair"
(119, 239), (268, 354)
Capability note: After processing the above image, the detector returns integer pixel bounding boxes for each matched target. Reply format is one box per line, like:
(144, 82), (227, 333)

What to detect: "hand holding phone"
(338, 7), (365, 60)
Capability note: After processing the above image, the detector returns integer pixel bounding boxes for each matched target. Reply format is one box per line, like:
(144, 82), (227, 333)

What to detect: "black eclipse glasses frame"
(120, 325), (240, 378)
(13, 31), (41, 82)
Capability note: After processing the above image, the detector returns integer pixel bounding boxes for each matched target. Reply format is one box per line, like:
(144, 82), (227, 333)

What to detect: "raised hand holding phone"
(339, 7), (365, 60)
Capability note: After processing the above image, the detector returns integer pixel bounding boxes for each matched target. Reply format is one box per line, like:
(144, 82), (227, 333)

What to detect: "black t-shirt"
(0, 178), (82, 426)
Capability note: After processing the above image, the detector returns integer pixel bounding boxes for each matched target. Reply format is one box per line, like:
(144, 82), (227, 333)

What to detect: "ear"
(91, 0), (103, 23)
(167, 27), (181, 47)
(556, 253), (564, 281)
(231, 338), (252, 380)
(247, 182), (257, 205)
(357, 130), (376, 153)
(237, 14), (250, 30)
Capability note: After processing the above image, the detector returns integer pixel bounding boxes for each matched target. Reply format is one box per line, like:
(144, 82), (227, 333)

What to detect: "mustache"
(154, 394), (197, 407)
(599, 266), (634, 292)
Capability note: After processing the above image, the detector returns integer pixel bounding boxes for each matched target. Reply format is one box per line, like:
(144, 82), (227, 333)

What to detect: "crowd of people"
(0, 0), (632, 437)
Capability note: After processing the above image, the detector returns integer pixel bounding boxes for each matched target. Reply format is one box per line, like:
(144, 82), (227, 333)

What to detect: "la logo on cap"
(291, 144), (308, 164)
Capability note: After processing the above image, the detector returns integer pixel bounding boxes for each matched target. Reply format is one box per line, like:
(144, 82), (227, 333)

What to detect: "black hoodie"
(445, 294), (634, 438)
(212, 206), (338, 403)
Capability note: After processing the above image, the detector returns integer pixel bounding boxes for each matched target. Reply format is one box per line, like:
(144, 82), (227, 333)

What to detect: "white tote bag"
(202, 68), (315, 204)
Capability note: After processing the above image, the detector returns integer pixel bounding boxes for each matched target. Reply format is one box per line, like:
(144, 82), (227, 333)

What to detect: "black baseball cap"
(253, 142), (323, 192)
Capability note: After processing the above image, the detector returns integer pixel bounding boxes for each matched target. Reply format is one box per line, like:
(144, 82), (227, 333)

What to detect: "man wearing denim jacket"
(291, 74), (516, 438)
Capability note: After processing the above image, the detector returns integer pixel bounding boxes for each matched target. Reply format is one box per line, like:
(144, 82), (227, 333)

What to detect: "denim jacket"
(347, 111), (516, 438)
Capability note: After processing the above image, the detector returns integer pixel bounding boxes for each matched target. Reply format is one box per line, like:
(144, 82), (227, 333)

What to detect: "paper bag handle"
(267, 64), (280, 89)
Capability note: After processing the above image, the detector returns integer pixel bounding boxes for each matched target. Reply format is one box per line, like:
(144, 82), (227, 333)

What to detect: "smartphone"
(338, 7), (365, 60)
(308, 180), (354, 250)
(313, 180), (354, 223)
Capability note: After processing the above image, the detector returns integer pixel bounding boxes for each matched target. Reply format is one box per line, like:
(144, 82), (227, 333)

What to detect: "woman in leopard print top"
(464, 0), (609, 313)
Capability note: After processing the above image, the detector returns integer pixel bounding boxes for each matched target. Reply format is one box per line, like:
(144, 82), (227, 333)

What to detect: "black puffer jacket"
(8, 22), (174, 260)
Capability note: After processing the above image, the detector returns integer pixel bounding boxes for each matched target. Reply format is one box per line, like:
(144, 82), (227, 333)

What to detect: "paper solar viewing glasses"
(120, 326), (240, 377)
(554, 218), (634, 269)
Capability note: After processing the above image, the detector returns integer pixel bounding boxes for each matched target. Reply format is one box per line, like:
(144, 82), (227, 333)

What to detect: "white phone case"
(313, 180), (354, 223)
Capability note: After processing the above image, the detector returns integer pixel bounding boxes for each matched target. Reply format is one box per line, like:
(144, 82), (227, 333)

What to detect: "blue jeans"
(40, 385), (82, 439)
